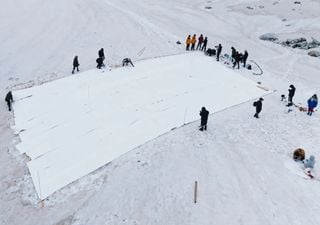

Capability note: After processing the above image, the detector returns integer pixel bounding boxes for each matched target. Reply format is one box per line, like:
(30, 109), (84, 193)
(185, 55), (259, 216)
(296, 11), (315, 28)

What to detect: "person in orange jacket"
(191, 34), (197, 51)
(186, 35), (191, 51)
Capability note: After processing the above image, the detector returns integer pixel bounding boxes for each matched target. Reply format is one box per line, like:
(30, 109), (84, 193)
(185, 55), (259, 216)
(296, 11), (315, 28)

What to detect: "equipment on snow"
(249, 60), (263, 75)
(194, 181), (198, 204)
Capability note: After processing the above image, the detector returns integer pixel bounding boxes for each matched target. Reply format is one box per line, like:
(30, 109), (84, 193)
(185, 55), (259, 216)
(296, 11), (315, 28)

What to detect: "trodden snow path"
(13, 53), (269, 199)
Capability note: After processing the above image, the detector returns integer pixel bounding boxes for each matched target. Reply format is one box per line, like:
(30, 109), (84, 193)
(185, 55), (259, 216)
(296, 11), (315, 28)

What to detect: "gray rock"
(281, 37), (320, 50)
(308, 51), (320, 57)
(259, 33), (278, 41)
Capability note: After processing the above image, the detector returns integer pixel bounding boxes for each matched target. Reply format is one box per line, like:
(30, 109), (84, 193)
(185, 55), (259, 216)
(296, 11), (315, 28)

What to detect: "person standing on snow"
(72, 56), (80, 74)
(243, 50), (248, 67)
(231, 47), (236, 62)
(233, 51), (240, 69)
(216, 43), (222, 61)
(307, 94), (318, 116)
(201, 37), (208, 52)
(253, 98), (263, 118)
(196, 34), (204, 50)
(191, 34), (197, 51)
(186, 35), (191, 51)
(287, 84), (296, 106)
(199, 107), (209, 131)
(5, 91), (13, 111)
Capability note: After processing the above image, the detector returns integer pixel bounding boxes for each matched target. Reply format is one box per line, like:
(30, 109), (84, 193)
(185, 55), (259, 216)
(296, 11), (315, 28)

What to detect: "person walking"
(199, 107), (209, 131)
(307, 94), (318, 116)
(201, 37), (208, 51)
(243, 50), (248, 67)
(196, 34), (204, 50)
(191, 34), (197, 51)
(287, 84), (296, 106)
(253, 98), (263, 118)
(216, 43), (222, 61)
(5, 91), (13, 111)
(72, 56), (80, 74)
(185, 35), (191, 51)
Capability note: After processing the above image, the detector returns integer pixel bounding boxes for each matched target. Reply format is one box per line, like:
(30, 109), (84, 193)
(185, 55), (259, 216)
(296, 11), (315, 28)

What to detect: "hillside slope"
(1, 0), (320, 224)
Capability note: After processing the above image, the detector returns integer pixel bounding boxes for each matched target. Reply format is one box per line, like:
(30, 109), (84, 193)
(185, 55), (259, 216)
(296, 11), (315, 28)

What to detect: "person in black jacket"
(72, 56), (80, 74)
(216, 43), (222, 61)
(243, 50), (248, 67)
(233, 51), (240, 69)
(201, 37), (208, 52)
(287, 84), (296, 106)
(231, 47), (236, 61)
(254, 98), (263, 118)
(122, 58), (134, 67)
(5, 91), (13, 111)
(199, 107), (209, 131)
(98, 48), (105, 60)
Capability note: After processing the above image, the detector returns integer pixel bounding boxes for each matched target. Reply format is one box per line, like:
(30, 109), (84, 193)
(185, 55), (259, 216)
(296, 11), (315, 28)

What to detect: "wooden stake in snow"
(194, 181), (198, 204)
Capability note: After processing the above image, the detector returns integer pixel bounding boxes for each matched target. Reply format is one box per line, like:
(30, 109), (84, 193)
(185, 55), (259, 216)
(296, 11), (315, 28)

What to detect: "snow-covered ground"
(1, 0), (320, 224)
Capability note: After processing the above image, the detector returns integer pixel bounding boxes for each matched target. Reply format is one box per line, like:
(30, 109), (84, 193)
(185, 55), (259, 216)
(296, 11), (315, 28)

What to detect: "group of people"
(252, 84), (318, 119)
(281, 84), (318, 116)
(185, 34), (208, 52)
(72, 48), (135, 74)
(293, 148), (315, 177)
(231, 47), (248, 69)
(185, 35), (248, 69)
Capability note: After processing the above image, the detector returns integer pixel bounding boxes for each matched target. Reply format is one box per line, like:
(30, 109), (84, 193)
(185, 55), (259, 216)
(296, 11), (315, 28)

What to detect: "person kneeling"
(122, 58), (134, 67)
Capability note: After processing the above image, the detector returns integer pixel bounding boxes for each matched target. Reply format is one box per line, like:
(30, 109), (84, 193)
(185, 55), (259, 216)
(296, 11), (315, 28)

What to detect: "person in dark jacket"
(72, 56), (80, 74)
(196, 34), (204, 50)
(231, 47), (236, 61)
(216, 43), (222, 61)
(98, 48), (105, 59)
(5, 91), (13, 111)
(243, 50), (248, 67)
(254, 98), (263, 118)
(122, 58), (134, 67)
(201, 37), (208, 51)
(96, 57), (104, 69)
(233, 51), (240, 69)
(287, 84), (296, 106)
(199, 107), (209, 131)
(307, 94), (318, 116)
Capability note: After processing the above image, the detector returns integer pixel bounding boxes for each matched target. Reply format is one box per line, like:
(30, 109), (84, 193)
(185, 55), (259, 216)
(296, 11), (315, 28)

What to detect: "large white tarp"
(13, 53), (269, 199)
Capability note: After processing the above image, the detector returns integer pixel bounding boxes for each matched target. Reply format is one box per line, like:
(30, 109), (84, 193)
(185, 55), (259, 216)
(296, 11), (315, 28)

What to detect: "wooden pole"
(194, 181), (198, 204)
